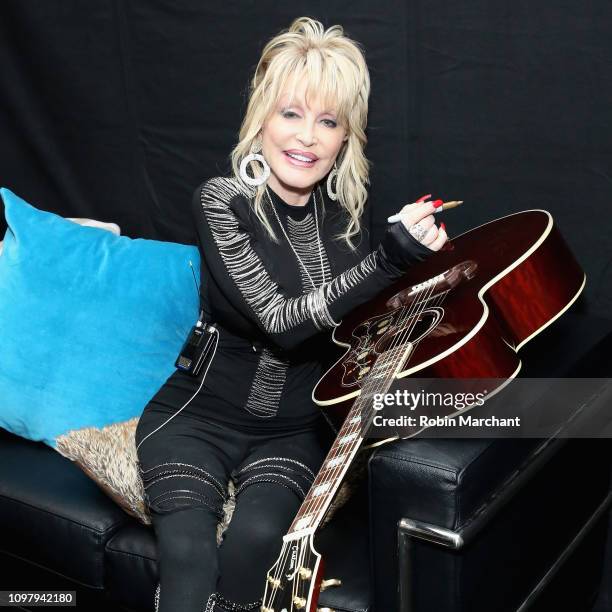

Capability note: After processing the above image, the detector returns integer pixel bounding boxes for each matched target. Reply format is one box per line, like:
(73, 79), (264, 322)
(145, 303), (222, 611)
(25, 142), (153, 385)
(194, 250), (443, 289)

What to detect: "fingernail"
(433, 200), (443, 208)
(440, 222), (447, 232)
(416, 194), (432, 203)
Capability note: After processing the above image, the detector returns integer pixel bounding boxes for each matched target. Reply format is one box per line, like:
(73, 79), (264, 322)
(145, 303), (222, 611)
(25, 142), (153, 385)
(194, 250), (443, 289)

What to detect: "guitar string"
(266, 523), (312, 606)
(296, 539), (309, 605)
(297, 279), (444, 529)
(278, 284), (443, 607)
(266, 280), (449, 606)
(267, 541), (290, 605)
(265, 282), (447, 608)
(309, 282), (440, 514)
(290, 543), (300, 609)
(309, 281), (449, 525)
(295, 281), (441, 528)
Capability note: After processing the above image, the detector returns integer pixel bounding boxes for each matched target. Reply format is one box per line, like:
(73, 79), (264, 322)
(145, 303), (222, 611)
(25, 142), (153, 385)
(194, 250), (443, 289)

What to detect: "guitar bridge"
(385, 260), (477, 310)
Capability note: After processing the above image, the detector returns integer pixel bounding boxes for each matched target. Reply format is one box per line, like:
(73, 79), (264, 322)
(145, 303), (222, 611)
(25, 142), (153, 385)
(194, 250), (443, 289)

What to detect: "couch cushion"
(104, 522), (158, 611)
(0, 187), (200, 447)
(0, 428), (130, 587)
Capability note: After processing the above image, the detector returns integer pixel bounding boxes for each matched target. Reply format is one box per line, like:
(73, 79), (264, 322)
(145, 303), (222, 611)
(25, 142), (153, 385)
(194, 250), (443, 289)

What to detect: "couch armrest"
(367, 313), (612, 611)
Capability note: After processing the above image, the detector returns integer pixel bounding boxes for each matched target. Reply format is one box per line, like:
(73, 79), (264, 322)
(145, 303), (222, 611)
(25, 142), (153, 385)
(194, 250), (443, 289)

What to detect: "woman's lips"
(283, 151), (316, 168)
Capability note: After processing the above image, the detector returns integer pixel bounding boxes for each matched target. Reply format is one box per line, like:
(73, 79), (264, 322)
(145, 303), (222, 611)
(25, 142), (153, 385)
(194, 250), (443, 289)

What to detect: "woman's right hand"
(393, 200), (448, 251)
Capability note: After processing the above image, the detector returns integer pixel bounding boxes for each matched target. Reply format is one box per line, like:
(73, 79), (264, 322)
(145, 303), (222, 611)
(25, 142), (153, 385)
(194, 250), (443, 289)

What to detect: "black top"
(190, 175), (433, 432)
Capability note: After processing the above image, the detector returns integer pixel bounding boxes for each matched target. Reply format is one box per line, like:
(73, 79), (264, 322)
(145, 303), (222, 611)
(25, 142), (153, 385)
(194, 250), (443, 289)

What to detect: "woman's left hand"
(393, 199), (448, 252)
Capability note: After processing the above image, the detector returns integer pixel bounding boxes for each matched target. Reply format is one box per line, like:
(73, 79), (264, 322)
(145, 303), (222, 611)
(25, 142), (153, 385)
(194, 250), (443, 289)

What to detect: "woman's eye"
(322, 119), (337, 128)
(282, 110), (299, 119)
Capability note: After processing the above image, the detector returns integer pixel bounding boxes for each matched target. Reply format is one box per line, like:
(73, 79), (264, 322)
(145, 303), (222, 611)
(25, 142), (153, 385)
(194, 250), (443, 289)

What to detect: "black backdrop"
(1, 1), (611, 318)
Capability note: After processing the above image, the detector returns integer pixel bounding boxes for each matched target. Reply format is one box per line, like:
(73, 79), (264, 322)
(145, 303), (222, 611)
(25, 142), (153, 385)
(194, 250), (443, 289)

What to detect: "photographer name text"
(371, 414), (521, 428)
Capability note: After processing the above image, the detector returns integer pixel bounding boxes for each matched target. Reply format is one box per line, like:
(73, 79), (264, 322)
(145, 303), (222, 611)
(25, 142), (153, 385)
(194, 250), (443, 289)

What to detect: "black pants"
(150, 483), (300, 611)
(135, 383), (331, 611)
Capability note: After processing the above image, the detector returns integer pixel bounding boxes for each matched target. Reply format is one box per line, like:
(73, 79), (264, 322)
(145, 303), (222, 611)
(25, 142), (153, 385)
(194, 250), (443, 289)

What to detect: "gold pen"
(438, 200), (463, 211)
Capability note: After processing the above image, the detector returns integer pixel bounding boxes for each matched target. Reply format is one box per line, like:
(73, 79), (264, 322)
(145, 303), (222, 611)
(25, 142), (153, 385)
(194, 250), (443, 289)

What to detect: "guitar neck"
(287, 344), (411, 536)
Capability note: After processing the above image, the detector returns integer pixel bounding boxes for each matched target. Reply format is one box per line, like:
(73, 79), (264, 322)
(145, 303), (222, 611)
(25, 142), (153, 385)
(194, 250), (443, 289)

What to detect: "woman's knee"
(224, 483), (300, 550)
(152, 506), (219, 567)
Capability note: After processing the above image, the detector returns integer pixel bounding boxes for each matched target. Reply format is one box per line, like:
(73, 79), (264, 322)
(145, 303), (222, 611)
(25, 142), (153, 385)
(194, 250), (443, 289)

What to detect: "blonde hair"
(229, 16), (371, 249)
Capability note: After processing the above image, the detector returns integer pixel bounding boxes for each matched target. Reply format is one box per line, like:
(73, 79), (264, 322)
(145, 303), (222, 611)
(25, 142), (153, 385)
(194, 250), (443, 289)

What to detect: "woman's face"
(260, 81), (348, 206)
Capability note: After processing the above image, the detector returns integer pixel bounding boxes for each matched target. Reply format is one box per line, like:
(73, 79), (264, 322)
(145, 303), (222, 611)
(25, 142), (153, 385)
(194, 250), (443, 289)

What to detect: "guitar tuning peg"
(320, 578), (342, 590)
(298, 566), (313, 579)
(316, 608), (336, 612)
(266, 574), (281, 588)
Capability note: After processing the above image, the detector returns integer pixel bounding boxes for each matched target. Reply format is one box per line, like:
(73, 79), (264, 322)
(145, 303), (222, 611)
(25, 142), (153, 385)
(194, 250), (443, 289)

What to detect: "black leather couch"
(1, 310), (611, 612)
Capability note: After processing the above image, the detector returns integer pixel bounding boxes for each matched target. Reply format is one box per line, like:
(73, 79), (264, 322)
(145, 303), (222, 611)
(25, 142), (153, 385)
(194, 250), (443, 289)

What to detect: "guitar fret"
(285, 295), (449, 541)
(289, 345), (413, 535)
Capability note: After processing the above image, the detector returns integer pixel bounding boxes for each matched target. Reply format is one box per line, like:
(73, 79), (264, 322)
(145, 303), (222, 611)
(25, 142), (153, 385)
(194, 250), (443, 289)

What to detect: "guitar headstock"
(261, 533), (339, 612)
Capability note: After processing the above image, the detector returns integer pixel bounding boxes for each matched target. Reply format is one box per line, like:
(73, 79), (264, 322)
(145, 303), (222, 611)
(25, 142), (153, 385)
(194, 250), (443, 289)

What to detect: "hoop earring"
(326, 161), (339, 201)
(239, 152), (270, 186)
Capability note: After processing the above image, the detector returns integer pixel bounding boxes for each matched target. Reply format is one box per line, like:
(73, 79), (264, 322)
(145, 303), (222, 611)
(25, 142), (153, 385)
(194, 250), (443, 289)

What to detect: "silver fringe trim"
(286, 214), (339, 328)
(234, 456), (316, 501)
(243, 348), (289, 418)
(198, 177), (379, 336)
(238, 456), (316, 479)
(139, 461), (228, 516)
(203, 592), (262, 611)
(286, 213), (332, 289)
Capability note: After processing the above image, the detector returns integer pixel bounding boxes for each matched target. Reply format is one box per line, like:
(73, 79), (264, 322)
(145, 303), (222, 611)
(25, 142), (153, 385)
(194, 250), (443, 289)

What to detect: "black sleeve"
(192, 177), (434, 351)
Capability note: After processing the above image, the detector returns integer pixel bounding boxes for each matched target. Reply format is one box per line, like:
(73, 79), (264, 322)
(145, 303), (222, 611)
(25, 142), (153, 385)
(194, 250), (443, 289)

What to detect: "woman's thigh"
(231, 427), (329, 503)
(135, 402), (246, 518)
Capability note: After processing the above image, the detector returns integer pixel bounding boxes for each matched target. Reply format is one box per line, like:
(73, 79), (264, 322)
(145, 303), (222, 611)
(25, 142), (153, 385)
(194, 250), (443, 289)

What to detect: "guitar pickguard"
(339, 261), (477, 389)
(341, 306), (443, 388)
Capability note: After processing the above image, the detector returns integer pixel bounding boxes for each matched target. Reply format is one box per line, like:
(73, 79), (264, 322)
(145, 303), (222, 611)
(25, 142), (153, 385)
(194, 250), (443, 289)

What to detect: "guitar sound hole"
(377, 311), (438, 351)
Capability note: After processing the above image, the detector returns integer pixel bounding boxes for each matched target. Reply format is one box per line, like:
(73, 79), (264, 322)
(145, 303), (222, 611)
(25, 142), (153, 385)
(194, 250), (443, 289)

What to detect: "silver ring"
(409, 222), (427, 242)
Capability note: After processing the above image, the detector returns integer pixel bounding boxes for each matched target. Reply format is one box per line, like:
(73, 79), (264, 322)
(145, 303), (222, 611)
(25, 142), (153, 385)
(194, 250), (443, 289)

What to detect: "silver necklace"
(265, 186), (327, 290)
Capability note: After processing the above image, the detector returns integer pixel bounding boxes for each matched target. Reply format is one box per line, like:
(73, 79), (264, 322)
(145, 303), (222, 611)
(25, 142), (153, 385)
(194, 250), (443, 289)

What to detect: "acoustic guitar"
(261, 209), (585, 612)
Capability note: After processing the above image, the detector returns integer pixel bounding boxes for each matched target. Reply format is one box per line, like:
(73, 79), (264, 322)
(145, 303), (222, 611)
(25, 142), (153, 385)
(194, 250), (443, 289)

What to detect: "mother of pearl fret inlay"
(339, 432), (358, 445)
(326, 455), (347, 469)
(349, 415), (361, 424)
(295, 515), (314, 530)
(312, 483), (331, 496)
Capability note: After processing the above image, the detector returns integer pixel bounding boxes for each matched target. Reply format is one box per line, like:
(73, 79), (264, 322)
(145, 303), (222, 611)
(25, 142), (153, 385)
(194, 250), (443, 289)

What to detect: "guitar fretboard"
(287, 343), (411, 534)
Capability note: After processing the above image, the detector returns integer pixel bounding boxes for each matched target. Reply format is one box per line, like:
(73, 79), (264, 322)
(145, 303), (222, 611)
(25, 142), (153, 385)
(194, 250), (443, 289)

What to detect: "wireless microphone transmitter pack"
(174, 261), (218, 377)
(175, 321), (217, 377)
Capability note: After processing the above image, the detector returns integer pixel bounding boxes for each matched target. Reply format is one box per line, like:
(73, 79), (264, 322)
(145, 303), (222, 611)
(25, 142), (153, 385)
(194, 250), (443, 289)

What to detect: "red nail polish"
(433, 200), (444, 208)
(440, 222), (446, 232)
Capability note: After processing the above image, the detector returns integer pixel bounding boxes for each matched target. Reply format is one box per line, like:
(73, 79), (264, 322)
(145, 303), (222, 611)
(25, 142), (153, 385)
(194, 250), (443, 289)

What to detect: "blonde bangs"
(265, 51), (358, 129)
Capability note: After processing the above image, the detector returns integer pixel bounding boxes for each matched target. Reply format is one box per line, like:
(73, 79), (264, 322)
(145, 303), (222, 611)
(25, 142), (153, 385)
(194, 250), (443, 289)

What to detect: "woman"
(135, 16), (447, 612)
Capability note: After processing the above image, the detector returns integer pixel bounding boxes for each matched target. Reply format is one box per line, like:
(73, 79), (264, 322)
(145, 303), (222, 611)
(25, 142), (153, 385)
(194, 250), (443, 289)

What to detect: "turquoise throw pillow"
(0, 188), (200, 448)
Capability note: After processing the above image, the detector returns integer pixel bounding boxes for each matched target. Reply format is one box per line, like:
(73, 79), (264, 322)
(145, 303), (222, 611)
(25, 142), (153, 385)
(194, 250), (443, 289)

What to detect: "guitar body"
(261, 210), (586, 612)
(313, 210), (585, 432)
